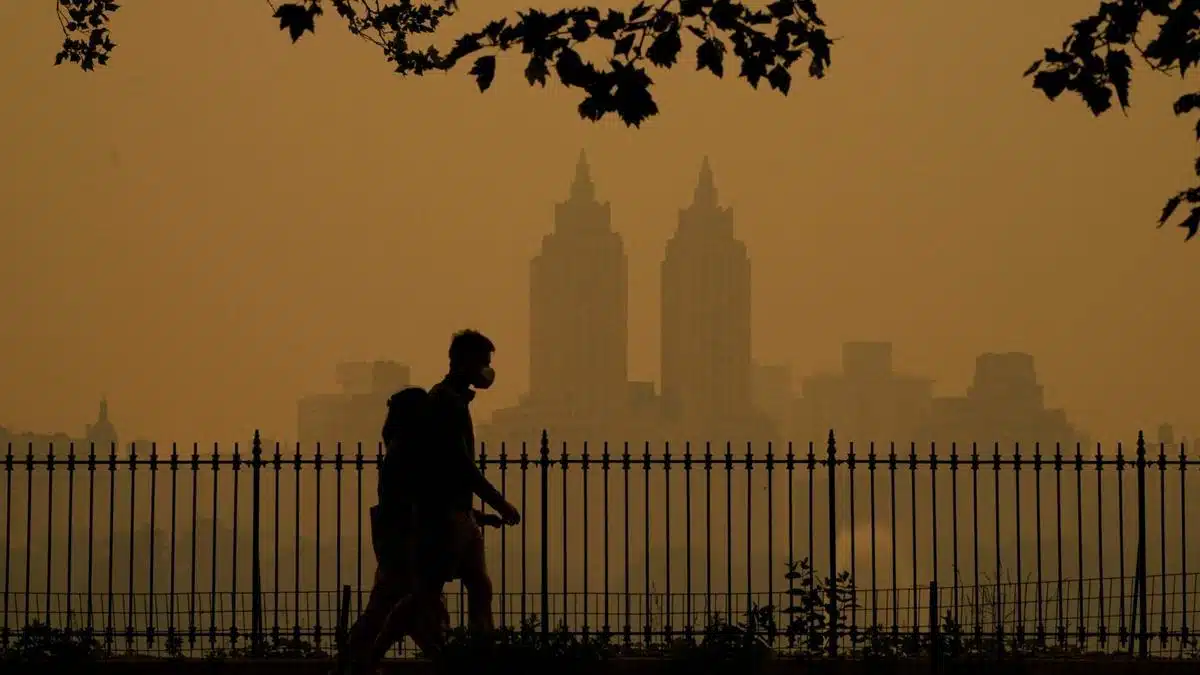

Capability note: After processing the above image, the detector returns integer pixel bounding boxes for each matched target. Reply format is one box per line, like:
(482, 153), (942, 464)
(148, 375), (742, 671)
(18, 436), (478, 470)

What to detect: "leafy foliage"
(436, 616), (614, 675)
(271, 0), (834, 127)
(47, 1), (1200, 239)
(203, 634), (331, 660)
(53, 0), (118, 70)
(1026, 1), (1200, 240)
(52, 0), (833, 128)
(775, 561), (1100, 660)
(0, 622), (106, 667)
(781, 557), (859, 655)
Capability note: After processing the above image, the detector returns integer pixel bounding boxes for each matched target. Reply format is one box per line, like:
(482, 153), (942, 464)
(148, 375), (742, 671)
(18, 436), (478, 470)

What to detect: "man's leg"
(352, 506), (427, 668)
(454, 512), (495, 635)
(374, 511), (459, 658)
(343, 566), (403, 671)
(369, 588), (448, 660)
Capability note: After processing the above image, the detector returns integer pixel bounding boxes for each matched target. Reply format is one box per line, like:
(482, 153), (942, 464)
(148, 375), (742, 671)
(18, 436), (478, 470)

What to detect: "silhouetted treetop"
(1024, 0), (1200, 241)
(52, 0), (1200, 240)
(54, 0), (833, 128)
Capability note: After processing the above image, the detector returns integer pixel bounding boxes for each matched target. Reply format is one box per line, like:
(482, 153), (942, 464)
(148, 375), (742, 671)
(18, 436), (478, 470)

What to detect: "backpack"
(378, 386), (434, 507)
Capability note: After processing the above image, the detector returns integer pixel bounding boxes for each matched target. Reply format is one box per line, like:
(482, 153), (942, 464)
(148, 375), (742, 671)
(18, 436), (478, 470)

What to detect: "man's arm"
(444, 434), (507, 510)
(428, 399), (508, 511)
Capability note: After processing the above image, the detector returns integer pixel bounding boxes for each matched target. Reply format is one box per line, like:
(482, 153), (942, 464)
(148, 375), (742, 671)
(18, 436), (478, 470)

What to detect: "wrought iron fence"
(1, 430), (1197, 659)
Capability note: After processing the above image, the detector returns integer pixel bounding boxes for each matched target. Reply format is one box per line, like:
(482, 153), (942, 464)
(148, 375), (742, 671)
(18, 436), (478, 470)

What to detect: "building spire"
(569, 149), (596, 203)
(693, 156), (718, 209)
(99, 394), (108, 422)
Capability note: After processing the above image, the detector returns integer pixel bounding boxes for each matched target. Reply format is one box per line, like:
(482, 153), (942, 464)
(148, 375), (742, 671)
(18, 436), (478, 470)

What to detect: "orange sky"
(0, 1), (1195, 445)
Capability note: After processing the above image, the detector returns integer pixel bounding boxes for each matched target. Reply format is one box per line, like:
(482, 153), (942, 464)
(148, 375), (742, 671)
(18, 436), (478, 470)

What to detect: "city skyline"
(3, 152), (1177, 447)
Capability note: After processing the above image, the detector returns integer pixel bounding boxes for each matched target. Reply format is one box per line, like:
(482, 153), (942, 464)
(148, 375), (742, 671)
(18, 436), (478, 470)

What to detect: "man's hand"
(473, 509), (505, 528)
(494, 499), (521, 526)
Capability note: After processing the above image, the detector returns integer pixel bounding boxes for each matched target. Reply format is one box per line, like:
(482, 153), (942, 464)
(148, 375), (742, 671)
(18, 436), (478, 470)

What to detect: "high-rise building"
(792, 342), (934, 444)
(85, 395), (119, 448)
(660, 157), (753, 434)
(296, 360), (411, 445)
(528, 150), (629, 418)
(922, 351), (1083, 445)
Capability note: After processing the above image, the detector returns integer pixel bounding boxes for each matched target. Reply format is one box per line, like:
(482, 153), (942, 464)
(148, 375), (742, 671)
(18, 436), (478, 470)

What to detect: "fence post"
(826, 429), (838, 658)
(250, 430), (263, 657)
(929, 581), (940, 674)
(336, 584), (352, 673)
(1135, 430), (1149, 659)
(540, 429), (550, 639)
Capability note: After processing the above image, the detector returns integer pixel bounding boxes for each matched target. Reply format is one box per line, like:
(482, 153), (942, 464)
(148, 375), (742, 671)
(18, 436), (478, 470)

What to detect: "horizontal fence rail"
(1, 430), (1197, 659)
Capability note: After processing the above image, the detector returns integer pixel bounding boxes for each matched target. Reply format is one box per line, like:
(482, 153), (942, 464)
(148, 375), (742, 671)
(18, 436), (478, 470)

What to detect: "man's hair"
(449, 329), (495, 366)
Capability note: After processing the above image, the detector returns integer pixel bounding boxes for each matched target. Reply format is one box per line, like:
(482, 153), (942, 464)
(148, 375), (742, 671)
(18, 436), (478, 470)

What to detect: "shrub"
(0, 622), (106, 667)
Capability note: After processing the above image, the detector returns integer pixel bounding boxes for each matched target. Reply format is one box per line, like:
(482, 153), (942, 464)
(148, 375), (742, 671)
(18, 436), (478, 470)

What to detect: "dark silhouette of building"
(790, 344), (1083, 447)
(1156, 422), (1175, 447)
(484, 152), (669, 447)
(1, 396), (122, 456)
(922, 351), (1084, 446)
(85, 395), (119, 448)
(660, 157), (765, 441)
(791, 342), (934, 445)
(296, 360), (411, 445)
(528, 150), (629, 420)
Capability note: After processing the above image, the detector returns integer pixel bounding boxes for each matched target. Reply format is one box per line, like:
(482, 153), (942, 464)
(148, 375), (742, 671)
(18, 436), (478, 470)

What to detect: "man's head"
(448, 329), (496, 390)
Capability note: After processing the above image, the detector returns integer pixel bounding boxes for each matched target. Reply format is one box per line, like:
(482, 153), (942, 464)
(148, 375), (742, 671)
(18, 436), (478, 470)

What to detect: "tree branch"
(1024, 0), (1200, 240)
(52, 0), (833, 128)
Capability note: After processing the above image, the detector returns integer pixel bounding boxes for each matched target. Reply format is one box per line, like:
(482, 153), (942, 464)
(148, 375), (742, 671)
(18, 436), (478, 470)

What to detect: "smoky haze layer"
(0, 1), (1196, 445)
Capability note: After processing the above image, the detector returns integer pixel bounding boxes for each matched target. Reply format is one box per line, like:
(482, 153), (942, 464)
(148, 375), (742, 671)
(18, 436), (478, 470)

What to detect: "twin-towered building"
(482, 151), (776, 446)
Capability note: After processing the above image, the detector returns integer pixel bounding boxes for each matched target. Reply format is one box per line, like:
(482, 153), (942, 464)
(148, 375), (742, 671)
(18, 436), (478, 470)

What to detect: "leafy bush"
(780, 557), (858, 655)
(777, 559), (1098, 660)
(0, 622), (106, 667)
(437, 616), (613, 675)
(204, 634), (331, 660)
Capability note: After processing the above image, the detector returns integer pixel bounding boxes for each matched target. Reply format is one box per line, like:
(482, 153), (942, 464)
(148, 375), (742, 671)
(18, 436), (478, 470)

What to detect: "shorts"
(369, 504), (419, 588)
(411, 508), (484, 584)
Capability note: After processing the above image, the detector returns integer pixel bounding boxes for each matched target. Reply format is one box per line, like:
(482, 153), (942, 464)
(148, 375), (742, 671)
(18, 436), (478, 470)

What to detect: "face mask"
(474, 366), (496, 390)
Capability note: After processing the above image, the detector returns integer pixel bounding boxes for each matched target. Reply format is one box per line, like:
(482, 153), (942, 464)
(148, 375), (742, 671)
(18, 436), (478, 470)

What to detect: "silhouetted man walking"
(419, 329), (519, 636)
(343, 330), (518, 673)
